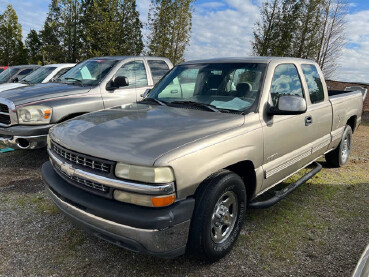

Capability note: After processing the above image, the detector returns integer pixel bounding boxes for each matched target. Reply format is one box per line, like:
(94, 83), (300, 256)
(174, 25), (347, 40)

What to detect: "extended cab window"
(115, 60), (148, 88)
(147, 60), (169, 84)
(270, 64), (304, 106)
(301, 64), (324, 104)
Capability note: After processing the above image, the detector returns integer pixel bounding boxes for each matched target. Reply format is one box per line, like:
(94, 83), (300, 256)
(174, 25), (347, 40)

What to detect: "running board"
(248, 162), (322, 209)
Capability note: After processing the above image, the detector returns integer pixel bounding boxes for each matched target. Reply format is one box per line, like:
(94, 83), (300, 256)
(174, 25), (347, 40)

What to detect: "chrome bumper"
(0, 135), (47, 149)
(46, 185), (190, 256)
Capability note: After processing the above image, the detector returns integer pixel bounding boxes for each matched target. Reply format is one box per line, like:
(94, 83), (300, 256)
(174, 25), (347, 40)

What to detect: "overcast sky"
(0, 0), (368, 82)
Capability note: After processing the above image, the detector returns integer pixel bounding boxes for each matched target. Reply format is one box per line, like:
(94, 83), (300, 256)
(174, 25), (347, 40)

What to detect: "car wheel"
(325, 125), (352, 167)
(187, 170), (247, 261)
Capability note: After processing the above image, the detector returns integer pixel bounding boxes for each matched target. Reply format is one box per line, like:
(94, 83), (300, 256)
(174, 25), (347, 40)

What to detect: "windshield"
(21, 66), (56, 84)
(59, 59), (118, 86)
(147, 63), (267, 113)
(0, 67), (18, 83)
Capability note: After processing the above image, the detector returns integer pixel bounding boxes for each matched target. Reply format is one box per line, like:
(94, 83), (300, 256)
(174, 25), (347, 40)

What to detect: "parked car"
(353, 244), (369, 277)
(0, 64), (75, 93)
(0, 65), (40, 84)
(0, 56), (172, 149)
(41, 57), (364, 260)
(0, 66), (8, 73)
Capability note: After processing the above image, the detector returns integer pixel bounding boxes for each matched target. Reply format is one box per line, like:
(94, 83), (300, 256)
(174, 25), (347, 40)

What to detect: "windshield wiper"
(170, 100), (220, 112)
(140, 98), (167, 106)
(64, 77), (84, 86)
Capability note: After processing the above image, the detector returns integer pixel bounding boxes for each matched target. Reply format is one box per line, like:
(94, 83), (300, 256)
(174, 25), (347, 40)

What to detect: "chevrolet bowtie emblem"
(60, 163), (75, 177)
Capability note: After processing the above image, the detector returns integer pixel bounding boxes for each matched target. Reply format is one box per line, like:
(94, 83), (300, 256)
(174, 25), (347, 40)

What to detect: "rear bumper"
(0, 124), (53, 149)
(41, 162), (195, 257)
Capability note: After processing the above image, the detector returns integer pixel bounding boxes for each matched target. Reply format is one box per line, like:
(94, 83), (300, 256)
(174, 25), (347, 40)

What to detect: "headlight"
(115, 163), (175, 183)
(17, 105), (52, 125)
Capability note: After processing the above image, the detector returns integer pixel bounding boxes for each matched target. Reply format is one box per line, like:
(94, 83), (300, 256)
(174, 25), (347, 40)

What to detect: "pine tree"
(40, 0), (64, 63)
(0, 4), (27, 65)
(82, 0), (143, 57)
(25, 29), (42, 64)
(147, 0), (195, 65)
(60, 0), (84, 62)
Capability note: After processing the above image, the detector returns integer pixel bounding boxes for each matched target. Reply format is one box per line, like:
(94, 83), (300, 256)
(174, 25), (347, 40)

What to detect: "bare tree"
(316, 0), (348, 79)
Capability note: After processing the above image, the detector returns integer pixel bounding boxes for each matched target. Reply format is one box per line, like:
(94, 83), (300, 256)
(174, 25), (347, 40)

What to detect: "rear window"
(301, 64), (325, 104)
(147, 60), (169, 84)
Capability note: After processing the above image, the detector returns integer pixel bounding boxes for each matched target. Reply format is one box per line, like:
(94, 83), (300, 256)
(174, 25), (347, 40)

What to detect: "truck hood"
(51, 103), (245, 166)
(0, 83), (27, 92)
(0, 83), (91, 106)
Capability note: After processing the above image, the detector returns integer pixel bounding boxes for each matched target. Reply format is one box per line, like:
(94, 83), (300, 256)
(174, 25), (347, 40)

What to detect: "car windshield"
(147, 63), (267, 113)
(59, 59), (118, 86)
(20, 66), (56, 84)
(0, 67), (18, 83)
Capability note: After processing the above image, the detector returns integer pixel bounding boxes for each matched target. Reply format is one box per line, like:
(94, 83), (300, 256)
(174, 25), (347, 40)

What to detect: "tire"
(325, 125), (352, 167)
(187, 170), (247, 261)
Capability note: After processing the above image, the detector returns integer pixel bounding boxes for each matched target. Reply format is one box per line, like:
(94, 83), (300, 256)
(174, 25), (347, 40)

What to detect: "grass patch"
(30, 195), (60, 215)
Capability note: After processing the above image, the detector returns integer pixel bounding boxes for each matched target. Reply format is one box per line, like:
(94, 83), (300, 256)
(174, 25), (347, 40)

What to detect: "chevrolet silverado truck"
(42, 57), (364, 261)
(0, 56), (172, 149)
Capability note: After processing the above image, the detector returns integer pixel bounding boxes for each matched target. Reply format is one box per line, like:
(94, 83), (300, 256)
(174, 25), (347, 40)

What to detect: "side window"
(115, 60), (148, 88)
(54, 67), (71, 79)
(147, 60), (169, 84)
(17, 68), (34, 77)
(270, 64), (304, 106)
(301, 64), (324, 104)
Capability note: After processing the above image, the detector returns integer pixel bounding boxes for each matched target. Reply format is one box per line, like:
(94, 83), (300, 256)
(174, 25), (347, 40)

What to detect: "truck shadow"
(0, 148), (49, 169)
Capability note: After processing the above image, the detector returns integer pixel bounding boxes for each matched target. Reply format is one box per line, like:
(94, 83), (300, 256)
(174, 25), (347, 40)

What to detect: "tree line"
(0, 0), (347, 77)
(0, 0), (195, 66)
(253, 0), (348, 78)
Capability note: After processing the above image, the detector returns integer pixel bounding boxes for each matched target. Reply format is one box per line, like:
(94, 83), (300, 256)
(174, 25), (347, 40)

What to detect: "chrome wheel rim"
(341, 133), (351, 164)
(211, 191), (238, 244)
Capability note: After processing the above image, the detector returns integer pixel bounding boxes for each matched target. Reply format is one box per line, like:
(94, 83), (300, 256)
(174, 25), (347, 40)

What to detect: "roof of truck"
(90, 56), (170, 61)
(181, 57), (316, 64)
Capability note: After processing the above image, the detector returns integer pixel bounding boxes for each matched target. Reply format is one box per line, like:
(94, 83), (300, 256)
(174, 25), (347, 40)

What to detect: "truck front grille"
(57, 167), (109, 193)
(0, 103), (9, 113)
(0, 103), (10, 126)
(52, 142), (113, 174)
(0, 114), (11, 125)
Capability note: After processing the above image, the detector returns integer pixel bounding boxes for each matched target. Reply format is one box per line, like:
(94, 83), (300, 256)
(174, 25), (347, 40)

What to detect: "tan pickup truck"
(42, 57), (364, 261)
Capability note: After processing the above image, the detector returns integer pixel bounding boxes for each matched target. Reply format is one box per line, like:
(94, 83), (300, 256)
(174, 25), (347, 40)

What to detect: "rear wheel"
(187, 170), (247, 261)
(325, 125), (352, 167)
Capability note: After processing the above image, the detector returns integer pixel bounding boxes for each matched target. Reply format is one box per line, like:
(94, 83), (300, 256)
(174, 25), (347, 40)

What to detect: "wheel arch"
(346, 115), (357, 133)
(57, 112), (86, 123)
(225, 160), (256, 201)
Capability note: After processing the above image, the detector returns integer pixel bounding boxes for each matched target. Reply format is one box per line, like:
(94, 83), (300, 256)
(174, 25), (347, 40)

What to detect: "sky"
(0, 0), (368, 82)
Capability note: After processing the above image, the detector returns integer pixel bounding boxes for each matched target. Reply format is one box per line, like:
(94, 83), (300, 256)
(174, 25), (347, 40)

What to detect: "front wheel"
(187, 170), (247, 261)
(325, 125), (352, 167)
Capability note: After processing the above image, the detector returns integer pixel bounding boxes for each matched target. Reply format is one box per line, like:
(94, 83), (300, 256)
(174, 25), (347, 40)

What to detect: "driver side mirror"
(106, 76), (129, 91)
(12, 77), (19, 83)
(268, 95), (307, 115)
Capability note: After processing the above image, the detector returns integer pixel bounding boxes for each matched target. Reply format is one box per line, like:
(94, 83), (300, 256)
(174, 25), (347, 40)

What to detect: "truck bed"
(328, 88), (367, 102)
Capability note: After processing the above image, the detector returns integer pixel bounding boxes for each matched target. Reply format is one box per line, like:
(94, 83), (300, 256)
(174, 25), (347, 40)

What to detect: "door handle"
(305, 115), (313, 126)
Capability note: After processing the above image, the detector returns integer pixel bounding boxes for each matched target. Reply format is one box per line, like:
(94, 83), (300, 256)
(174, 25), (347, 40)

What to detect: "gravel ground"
(0, 120), (368, 277)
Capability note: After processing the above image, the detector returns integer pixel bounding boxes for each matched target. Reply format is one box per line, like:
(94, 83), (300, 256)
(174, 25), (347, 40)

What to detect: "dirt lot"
(0, 121), (368, 277)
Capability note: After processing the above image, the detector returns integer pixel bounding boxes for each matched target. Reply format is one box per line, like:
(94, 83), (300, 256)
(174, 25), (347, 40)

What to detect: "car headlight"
(17, 105), (52, 125)
(115, 163), (175, 183)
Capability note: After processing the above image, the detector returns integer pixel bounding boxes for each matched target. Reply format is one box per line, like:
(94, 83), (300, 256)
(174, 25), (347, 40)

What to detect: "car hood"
(50, 103), (245, 166)
(0, 83), (27, 92)
(0, 83), (91, 106)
